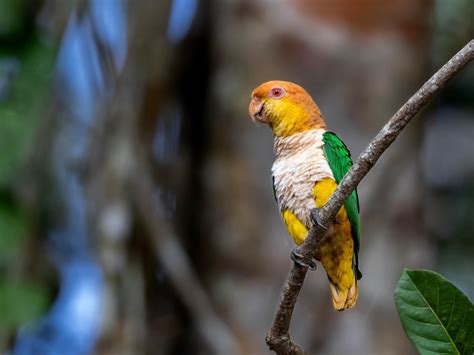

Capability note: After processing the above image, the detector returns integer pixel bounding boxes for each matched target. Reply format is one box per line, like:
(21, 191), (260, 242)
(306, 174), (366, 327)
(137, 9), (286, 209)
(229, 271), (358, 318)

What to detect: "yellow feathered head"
(249, 80), (325, 137)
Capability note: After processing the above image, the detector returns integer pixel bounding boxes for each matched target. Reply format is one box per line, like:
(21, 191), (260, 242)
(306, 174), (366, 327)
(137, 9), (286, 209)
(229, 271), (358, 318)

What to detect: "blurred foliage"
(0, 199), (28, 265)
(0, 35), (56, 185)
(0, 280), (49, 329)
(0, 0), (56, 336)
(434, 0), (474, 58)
(0, 196), (50, 333)
(395, 269), (474, 355)
(0, 0), (32, 39)
(434, 0), (474, 104)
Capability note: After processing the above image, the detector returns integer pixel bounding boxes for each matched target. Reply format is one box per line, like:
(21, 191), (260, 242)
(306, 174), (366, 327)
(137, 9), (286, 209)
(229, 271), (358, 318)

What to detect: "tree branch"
(266, 39), (474, 355)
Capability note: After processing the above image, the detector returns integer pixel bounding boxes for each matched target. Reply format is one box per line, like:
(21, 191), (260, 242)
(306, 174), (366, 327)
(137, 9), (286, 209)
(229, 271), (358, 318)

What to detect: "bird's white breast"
(271, 129), (334, 227)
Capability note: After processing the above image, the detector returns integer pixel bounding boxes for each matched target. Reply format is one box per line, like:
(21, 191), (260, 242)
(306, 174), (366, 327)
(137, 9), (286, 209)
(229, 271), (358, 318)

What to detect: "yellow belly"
(282, 209), (307, 245)
(313, 178), (354, 290)
(282, 178), (357, 309)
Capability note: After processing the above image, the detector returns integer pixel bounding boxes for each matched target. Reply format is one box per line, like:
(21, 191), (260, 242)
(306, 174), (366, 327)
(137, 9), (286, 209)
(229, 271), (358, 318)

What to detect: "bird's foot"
(310, 208), (329, 229)
(291, 246), (317, 270)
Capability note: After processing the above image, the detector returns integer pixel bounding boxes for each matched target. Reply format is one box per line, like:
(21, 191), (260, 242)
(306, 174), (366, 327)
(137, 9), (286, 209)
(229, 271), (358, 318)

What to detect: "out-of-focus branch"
(266, 40), (474, 355)
(131, 151), (242, 355)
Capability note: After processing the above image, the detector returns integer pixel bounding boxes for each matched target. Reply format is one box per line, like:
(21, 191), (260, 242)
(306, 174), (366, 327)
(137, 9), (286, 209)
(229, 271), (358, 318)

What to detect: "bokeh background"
(0, 0), (473, 354)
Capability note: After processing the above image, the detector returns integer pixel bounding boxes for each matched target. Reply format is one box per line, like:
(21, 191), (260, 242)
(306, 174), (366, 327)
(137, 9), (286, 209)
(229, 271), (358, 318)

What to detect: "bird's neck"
(269, 102), (326, 137)
(274, 128), (326, 158)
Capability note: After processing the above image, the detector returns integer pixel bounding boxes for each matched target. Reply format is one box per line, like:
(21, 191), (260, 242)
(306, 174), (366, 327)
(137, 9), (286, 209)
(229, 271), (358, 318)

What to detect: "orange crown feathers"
(249, 81), (325, 136)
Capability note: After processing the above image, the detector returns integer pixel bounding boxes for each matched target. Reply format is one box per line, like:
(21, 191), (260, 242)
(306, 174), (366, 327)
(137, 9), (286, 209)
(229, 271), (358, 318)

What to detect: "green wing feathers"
(322, 132), (362, 280)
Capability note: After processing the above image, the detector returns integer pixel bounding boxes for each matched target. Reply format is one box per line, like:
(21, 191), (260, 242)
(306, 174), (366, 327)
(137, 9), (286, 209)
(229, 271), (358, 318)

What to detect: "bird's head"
(249, 80), (325, 137)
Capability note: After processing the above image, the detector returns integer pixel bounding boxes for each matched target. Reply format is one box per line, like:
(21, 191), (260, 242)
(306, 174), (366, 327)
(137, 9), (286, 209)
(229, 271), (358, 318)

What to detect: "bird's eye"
(269, 86), (285, 99)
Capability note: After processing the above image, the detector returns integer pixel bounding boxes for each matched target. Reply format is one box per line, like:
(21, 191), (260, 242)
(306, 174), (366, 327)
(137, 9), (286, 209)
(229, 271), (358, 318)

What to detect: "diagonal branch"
(266, 39), (474, 355)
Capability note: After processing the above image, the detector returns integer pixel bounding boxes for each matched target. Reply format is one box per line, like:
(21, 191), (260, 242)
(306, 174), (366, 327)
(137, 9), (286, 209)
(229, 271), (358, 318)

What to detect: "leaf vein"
(403, 313), (442, 327)
(406, 272), (459, 354)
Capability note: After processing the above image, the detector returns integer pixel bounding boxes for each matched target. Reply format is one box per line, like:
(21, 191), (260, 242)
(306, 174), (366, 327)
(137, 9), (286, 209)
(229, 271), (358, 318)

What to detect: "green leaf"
(395, 269), (474, 355)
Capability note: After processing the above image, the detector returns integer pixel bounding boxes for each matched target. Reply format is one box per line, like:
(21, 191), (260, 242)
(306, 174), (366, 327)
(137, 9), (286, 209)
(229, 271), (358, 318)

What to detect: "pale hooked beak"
(249, 96), (268, 124)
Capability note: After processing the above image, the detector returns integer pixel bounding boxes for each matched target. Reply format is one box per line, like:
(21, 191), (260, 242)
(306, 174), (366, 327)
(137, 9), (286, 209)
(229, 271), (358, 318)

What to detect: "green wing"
(322, 132), (362, 280)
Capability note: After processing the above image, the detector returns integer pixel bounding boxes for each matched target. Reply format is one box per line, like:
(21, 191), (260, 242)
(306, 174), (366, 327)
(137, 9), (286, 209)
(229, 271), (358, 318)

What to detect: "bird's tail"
(328, 275), (358, 311)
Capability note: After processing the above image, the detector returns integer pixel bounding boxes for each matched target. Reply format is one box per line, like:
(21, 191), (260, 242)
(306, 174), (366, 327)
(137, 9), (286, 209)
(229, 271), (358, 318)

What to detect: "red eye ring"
(269, 86), (285, 99)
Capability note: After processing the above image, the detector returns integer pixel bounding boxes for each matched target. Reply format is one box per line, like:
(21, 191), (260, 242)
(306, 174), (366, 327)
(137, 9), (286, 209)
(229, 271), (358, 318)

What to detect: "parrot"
(248, 80), (362, 311)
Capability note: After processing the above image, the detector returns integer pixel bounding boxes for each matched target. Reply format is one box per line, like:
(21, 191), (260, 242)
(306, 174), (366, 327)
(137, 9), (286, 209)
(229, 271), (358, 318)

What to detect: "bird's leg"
(291, 246), (317, 270)
(310, 207), (340, 229)
(290, 208), (334, 270)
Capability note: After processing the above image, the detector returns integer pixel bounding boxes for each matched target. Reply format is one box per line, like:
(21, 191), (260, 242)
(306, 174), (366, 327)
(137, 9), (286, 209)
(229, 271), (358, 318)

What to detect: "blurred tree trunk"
(84, 1), (222, 354)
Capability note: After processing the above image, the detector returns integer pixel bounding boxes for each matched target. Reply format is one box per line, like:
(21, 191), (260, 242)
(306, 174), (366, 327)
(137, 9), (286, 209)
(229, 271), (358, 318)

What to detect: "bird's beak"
(249, 96), (268, 124)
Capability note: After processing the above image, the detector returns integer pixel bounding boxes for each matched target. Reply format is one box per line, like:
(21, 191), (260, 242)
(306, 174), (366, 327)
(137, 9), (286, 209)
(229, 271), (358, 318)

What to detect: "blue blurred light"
(167, 0), (198, 43)
(13, 1), (128, 354)
(90, 0), (128, 71)
(153, 102), (182, 163)
(56, 14), (99, 121)
(13, 261), (103, 355)
(56, 0), (128, 121)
